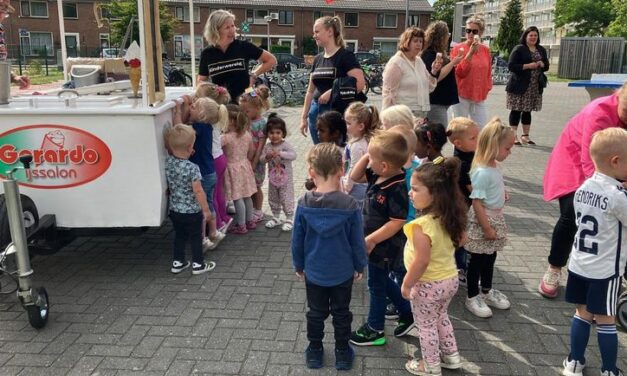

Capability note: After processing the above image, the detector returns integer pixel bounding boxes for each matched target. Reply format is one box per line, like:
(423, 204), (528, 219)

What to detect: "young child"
(562, 127), (627, 376)
(401, 156), (467, 376)
(239, 85), (271, 223)
(380, 104), (415, 130)
(447, 117), (481, 285)
(260, 113), (297, 232)
(464, 118), (516, 318)
(291, 143), (368, 371)
(349, 131), (415, 346)
(415, 122), (448, 162)
(316, 110), (348, 149)
(163, 124), (216, 275)
(196, 82), (231, 105)
(221, 104), (258, 234)
(344, 102), (380, 203)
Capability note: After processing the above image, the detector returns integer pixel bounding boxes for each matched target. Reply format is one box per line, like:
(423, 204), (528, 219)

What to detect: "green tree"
(432, 0), (456, 32)
(606, 0), (627, 38)
(104, 0), (178, 48)
(555, 0), (615, 36)
(494, 0), (524, 57)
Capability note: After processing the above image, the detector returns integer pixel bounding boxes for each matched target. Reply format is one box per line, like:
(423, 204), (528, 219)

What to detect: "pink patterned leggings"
(409, 276), (459, 365)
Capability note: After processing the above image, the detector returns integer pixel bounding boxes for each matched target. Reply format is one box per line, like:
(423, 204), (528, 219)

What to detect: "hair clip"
(244, 87), (257, 97)
(217, 86), (227, 94)
(433, 156), (445, 165)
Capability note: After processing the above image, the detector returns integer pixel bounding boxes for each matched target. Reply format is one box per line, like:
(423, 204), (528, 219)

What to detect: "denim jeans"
(367, 263), (412, 331)
(306, 277), (353, 350)
(169, 211), (204, 265)
(307, 100), (331, 145)
(201, 172), (217, 214)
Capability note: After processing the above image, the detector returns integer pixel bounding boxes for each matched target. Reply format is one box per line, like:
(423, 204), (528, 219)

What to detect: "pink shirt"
(451, 42), (493, 102)
(543, 93), (623, 201)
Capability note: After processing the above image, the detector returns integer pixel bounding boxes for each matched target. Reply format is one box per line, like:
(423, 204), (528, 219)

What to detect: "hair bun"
(267, 112), (278, 119)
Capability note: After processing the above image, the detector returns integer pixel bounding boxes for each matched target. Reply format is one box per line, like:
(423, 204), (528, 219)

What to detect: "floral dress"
(250, 118), (267, 186)
(222, 131), (257, 201)
(506, 50), (543, 112)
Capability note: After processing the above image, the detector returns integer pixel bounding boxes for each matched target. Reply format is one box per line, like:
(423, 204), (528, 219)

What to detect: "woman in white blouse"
(382, 27), (442, 119)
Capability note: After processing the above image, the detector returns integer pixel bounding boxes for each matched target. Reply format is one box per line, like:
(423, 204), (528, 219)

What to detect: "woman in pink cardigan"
(539, 82), (627, 299)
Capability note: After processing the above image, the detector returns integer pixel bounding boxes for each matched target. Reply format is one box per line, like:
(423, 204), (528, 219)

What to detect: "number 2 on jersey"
(574, 212), (599, 255)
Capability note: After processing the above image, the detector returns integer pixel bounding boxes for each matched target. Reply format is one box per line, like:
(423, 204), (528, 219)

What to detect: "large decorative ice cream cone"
(128, 66), (141, 97)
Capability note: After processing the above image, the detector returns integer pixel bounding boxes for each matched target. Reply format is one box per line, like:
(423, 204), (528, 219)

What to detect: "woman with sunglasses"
(505, 26), (549, 146)
(450, 17), (492, 128)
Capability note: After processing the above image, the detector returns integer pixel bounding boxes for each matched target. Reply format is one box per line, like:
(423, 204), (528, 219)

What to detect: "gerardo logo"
(0, 125), (112, 189)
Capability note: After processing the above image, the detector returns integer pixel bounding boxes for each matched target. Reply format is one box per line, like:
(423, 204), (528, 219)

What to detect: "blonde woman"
(198, 9), (277, 102)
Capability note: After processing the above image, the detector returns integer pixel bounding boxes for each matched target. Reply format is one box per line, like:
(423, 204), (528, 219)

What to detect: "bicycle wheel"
(268, 82), (286, 108)
(370, 76), (382, 94)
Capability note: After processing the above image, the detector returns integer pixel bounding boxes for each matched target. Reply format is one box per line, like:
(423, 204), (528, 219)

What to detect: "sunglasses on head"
(466, 28), (480, 35)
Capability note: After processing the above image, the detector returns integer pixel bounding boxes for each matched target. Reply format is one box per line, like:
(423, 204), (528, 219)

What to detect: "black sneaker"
(394, 314), (415, 337)
(385, 303), (399, 320)
(335, 346), (355, 371)
(171, 260), (190, 274)
(305, 344), (323, 369)
(349, 323), (386, 346)
(192, 261), (216, 275)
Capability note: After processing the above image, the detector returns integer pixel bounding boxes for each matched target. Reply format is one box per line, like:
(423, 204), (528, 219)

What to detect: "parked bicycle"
(255, 74), (287, 108)
(163, 60), (192, 87)
(492, 56), (509, 85)
(362, 63), (384, 95)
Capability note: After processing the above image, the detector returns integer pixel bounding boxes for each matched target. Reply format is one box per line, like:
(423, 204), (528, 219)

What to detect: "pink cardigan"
(543, 93), (623, 201)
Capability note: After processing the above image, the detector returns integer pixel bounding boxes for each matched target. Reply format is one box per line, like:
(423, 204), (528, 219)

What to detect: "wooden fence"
(558, 37), (625, 79)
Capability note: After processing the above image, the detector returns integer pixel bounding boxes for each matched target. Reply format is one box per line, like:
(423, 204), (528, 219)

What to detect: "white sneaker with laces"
(440, 352), (462, 369)
(465, 295), (493, 318)
(562, 357), (585, 376)
(206, 231), (226, 251)
(539, 267), (561, 298)
(482, 289), (511, 310)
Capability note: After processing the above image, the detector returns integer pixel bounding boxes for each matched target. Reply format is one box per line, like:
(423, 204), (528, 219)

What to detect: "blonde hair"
(424, 21), (450, 55)
(345, 102), (380, 141)
(307, 143), (343, 179)
(369, 131), (408, 168)
(446, 117), (479, 142)
(316, 16), (345, 48)
(466, 16), (485, 34)
(165, 123), (195, 152)
(194, 97), (229, 132)
(380, 105), (414, 130)
(388, 124), (417, 160)
(195, 82), (231, 105)
(472, 117), (514, 171)
(398, 26), (425, 52)
(204, 9), (235, 46)
(239, 85), (271, 111)
(590, 127), (627, 168)
(226, 103), (249, 135)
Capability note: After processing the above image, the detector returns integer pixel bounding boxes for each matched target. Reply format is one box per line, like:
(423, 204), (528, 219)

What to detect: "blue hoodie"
(291, 191), (368, 287)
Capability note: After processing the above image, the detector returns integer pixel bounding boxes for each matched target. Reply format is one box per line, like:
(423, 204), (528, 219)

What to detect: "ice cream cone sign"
(124, 42), (142, 98)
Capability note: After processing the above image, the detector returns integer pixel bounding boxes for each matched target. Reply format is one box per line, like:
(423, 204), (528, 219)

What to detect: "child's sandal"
(281, 220), (293, 232)
(265, 217), (282, 229)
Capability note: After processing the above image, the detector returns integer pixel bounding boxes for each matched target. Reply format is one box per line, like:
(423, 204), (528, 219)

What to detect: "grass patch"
(546, 73), (572, 83)
(11, 65), (65, 85)
(29, 71), (65, 85)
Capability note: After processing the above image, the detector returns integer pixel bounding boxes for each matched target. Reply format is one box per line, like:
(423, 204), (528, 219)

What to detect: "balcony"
(525, 0), (555, 13)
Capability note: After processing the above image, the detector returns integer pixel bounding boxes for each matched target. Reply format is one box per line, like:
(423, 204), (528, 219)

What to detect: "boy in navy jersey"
(562, 127), (627, 376)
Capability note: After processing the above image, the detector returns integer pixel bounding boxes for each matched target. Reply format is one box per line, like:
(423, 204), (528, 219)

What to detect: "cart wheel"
(0, 194), (39, 249)
(27, 287), (49, 329)
(618, 298), (627, 331)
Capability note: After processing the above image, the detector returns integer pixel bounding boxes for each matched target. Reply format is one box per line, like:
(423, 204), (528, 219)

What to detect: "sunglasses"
(466, 28), (480, 35)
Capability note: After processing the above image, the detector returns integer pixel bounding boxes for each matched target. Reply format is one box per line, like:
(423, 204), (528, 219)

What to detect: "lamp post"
(264, 15), (272, 51)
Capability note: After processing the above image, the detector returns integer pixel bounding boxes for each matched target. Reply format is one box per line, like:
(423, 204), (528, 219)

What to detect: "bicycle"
(362, 63), (384, 95)
(163, 60), (192, 87)
(255, 74), (287, 108)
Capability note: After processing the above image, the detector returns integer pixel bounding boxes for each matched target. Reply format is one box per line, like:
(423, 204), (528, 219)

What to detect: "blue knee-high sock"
(569, 315), (591, 363)
(597, 324), (618, 373)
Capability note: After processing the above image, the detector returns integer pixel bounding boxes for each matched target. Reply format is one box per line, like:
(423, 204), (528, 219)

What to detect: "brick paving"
(0, 82), (626, 375)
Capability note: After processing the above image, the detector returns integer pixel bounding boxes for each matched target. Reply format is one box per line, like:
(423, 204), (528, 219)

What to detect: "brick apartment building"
(2, 0), (432, 62)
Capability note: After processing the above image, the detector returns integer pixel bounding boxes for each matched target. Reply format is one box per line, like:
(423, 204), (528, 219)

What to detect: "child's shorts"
(565, 271), (622, 316)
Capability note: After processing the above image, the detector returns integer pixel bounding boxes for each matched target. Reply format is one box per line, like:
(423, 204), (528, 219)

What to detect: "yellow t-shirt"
(403, 215), (458, 282)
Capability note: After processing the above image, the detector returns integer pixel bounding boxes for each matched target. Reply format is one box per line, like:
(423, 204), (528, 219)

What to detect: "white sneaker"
(206, 231), (226, 251)
(405, 358), (442, 376)
(202, 237), (214, 252)
(227, 201), (236, 214)
(562, 357), (585, 376)
(265, 216), (282, 229)
(440, 352), (462, 369)
(465, 295), (493, 318)
(482, 289), (511, 310)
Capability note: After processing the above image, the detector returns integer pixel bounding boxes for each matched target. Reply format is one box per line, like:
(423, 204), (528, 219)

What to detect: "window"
(20, 0), (48, 17)
(21, 32), (54, 56)
(377, 13), (397, 28)
(278, 10), (293, 25)
(373, 40), (397, 56)
(63, 3), (77, 18)
(174, 35), (204, 59)
(174, 6), (199, 22)
(100, 33), (110, 49)
(345, 13), (358, 27)
(313, 10), (333, 21)
(407, 14), (420, 27)
(247, 9), (268, 24)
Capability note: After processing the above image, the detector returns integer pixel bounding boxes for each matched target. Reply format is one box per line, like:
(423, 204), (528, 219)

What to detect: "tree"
(104, 0), (178, 48)
(432, 0), (456, 32)
(555, 0), (615, 37)
(494, 0), (524, 58)
(606, 0), (627, 38)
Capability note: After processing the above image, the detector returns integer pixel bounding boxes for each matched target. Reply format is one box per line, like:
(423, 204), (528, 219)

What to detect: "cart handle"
(57, 89), (80, 98)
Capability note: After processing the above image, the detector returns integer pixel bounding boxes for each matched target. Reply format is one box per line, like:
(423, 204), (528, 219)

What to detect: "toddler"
(414, 122), (448, 162)
(380, 104), (415, 130)
(315, 110), (348, 149)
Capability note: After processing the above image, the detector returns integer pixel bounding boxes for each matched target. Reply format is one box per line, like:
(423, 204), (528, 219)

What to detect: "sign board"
(240, 22), (250, 33)
(18, 28), (28, 37)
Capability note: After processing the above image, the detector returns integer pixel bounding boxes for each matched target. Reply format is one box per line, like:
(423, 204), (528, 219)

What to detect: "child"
(196, 82), (231, 105)
(239, 85), (271, 223)
(464, 118), (515, 318)
(349, 131), (415, 346)
(316, 110), (347, 149)
(221, 104), (258, 234)
(414, 122), (448, 162)
(260, 113), (297, 232)
(562, 127), (627, 376)
(401, 156), (467, 376)
(447, 117), (481, 285)
(291, 143), (368, 371)
(380, 104), (415, 130)
(163, 124), (216, 275)
(344, 102), (380, 203)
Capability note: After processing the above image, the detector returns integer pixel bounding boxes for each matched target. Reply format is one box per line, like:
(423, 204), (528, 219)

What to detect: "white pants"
(453, 97), (488, 128)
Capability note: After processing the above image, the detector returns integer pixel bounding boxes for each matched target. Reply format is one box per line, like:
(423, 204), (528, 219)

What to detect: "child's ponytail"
(216, 104), (229, 133)
(345, 102), (381, 141)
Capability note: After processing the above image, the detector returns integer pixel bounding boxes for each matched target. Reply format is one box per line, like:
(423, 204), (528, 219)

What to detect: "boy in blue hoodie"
(291, 143), (368, 371)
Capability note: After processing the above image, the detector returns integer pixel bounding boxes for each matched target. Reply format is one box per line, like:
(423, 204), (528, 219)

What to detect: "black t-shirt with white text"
(310, 48), (361, 101)
(198, 40), (263, 101)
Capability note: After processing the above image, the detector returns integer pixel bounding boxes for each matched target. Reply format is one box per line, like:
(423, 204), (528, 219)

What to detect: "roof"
(161, 0), (434, 12)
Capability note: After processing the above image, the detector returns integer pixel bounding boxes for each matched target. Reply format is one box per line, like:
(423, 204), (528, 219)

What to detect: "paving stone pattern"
(0, 82), (625, 375)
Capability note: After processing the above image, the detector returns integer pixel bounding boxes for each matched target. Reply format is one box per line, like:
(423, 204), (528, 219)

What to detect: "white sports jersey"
(568, 172), (627, 280)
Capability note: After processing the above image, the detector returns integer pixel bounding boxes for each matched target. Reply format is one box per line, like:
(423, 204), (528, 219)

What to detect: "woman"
(421, 21), (463, 126)
(198, 9), (276, 102)
(382, 26), (441, 120)
(450, 17), (492, 127)
(299, 16), (365, 144)
(506, 26), (549, 145)
(539, 82), (627, 299)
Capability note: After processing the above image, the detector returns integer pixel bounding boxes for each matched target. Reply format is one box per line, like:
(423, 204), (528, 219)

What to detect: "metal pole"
(267, 20), (270, 51)
(188, 0), (196, 87)
(405, 0), (409, 28)
(56, 0), (69, 81)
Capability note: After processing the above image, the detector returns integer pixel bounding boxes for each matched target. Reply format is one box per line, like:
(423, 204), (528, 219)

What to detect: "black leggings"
(467, 252), (497, 298)
(509, 110), (531, 126)
(548, 192), (577, 268)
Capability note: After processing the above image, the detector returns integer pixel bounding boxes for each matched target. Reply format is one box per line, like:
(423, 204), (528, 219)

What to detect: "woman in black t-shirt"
(299, 16), (365, 144)
(198, 10), (277, 102)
